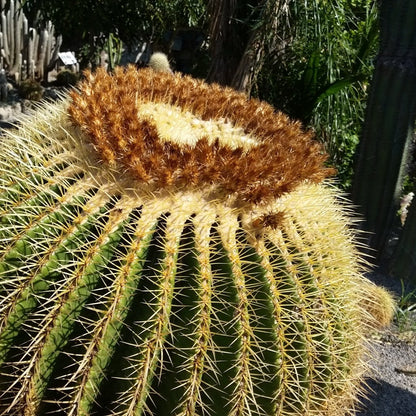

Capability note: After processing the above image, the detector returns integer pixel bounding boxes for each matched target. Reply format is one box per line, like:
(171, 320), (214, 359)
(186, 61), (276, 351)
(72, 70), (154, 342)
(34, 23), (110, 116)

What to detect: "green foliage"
(18, 0), (206, 68)
(255, 0), (378, 190)
(397, 280), (416, 314)
(394, 280), (416, 332)
(106, 32), (123, 71)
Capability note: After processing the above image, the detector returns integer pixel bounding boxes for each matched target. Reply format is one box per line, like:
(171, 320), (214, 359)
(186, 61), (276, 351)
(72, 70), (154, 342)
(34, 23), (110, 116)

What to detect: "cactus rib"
(12, 205), (129, 416)
(0, 66), (395, 415)
(70, 211), (157, 416)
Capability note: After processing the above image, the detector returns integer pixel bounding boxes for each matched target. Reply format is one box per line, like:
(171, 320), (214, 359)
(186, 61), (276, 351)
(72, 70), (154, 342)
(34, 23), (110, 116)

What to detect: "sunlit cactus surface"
(0, 65), (394, 416)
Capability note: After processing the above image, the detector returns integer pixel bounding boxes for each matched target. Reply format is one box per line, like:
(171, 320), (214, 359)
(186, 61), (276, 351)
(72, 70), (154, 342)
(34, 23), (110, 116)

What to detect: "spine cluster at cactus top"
(0, 64), (394, 416)
(69, 66), (334, 204)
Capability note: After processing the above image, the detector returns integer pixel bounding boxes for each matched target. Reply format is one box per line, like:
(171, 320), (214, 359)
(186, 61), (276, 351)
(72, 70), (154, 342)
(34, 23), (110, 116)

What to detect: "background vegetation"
(17, 0), (205, 66)
(256, 0), (379, 189)
(13, 0), (378, 189)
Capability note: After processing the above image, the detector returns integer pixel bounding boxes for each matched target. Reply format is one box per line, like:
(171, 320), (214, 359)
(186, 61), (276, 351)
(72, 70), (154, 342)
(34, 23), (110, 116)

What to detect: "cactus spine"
(0, 66), (394, 415)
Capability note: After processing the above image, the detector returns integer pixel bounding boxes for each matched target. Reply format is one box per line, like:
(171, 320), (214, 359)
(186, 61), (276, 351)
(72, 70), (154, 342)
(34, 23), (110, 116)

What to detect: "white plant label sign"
(58, 51), (77, 65)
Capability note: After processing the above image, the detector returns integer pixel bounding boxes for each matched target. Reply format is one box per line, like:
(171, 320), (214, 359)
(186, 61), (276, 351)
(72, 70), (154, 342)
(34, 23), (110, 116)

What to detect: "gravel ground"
(1, 90), (415, 416)
(356, 271), (416, 416)
(0, 82), (63, 130)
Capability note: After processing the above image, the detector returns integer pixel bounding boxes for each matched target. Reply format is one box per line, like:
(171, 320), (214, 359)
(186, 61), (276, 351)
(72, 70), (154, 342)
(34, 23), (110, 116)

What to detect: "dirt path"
(356, 271), (416, 416)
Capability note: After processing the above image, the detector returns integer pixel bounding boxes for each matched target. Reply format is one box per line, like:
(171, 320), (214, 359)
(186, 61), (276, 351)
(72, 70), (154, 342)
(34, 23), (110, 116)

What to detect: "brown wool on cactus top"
(69, 65), (334, 204)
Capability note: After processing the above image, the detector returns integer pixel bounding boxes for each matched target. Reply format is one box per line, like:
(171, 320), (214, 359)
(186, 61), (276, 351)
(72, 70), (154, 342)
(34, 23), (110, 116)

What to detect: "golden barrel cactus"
(0, 66), (393, 415)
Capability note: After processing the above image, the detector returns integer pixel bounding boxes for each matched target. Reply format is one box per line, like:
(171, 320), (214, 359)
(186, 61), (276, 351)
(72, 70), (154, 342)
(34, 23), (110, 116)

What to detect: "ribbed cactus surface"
(0, 66), (393, 415)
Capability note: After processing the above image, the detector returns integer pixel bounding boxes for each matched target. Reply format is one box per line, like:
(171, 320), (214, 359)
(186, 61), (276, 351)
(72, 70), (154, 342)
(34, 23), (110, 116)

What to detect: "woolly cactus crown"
(0, 65), (394, 416)
(68, 66), (333, 204)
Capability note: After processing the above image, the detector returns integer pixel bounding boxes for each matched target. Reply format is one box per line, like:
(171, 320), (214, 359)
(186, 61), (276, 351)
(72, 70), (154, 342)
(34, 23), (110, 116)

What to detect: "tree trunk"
(231, 0), (289, 93)
(206, 0), (290, 94)
(352, 0), (416, 257)
(205, 0), (240, 86)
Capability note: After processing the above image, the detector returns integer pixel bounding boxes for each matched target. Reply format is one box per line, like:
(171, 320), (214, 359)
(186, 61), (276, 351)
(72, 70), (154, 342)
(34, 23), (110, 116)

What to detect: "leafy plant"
(255, 0), (379, 190)
(17, 0), (205, 69)
(394, 281), (416, 332)
(0, 65), (394, 415)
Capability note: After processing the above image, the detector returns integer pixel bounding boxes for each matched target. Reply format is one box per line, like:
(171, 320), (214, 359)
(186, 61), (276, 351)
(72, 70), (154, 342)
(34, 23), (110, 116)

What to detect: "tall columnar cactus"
(391, 196), (416, 284)
(352, 0), (416, 255)
(0, 66), (394, 416)
(0, 0), (62, 82)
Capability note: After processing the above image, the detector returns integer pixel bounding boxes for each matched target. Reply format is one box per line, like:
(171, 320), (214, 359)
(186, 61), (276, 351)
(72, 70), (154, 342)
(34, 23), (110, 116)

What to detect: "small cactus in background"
(56, 69), (80, 87)
(17, 77), (43, 100)
(0, 65), (394, 415)
(148, 51), (172, 72)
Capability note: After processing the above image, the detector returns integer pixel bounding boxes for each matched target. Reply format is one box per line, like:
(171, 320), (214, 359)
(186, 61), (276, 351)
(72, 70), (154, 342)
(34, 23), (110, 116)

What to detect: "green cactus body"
(0, 67), (393, 415)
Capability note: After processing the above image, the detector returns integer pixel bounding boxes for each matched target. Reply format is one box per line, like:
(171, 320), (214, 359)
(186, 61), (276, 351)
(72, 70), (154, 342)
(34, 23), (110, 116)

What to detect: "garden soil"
(356, 271), (416, 416)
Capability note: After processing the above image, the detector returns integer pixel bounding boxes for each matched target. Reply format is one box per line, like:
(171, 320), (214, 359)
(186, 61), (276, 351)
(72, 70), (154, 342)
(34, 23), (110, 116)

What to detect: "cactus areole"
(0, 66), (392, 415)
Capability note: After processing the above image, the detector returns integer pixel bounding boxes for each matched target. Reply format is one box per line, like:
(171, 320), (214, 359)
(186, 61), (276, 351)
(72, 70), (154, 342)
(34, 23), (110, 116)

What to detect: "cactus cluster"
(0, 66), (394, 415)
(0, 0), (62, 82)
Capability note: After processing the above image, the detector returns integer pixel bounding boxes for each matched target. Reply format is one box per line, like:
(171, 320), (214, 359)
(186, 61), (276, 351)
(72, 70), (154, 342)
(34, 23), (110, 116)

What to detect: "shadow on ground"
(357, 378), (416, 416)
